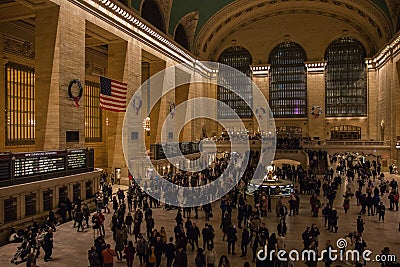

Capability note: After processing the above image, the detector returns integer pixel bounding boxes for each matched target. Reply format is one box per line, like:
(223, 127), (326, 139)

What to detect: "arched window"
(269, 42), (307, 118)
(141, 0), (165, 33)
(325, 37), (367, 117)
(174, 24), (189, 50)
(218, 46), (253, 118)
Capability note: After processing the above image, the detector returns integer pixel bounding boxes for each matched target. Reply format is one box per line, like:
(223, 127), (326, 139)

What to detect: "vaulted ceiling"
(129, 0), (399, 59)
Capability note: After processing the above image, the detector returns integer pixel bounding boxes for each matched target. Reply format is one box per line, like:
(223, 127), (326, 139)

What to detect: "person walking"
(165, 237), (176, 267)
(227, 225), (237, 255)
(102, 244), (117, 267)
(240, 226), (250, 257)
(173, 246), (187, 267)
(206, 245), (216, 267)
(137, 234), (148, 266)
(88, 246), (101, 267)
(125, 212), (133, 235)
(377, 202), (386, 222)
(124, 241), (135, 267)
(114, 228), (125, 263)
(195, 248), (207, 267)
(43, 228), (54, 262)
(277, 218), (287, 237)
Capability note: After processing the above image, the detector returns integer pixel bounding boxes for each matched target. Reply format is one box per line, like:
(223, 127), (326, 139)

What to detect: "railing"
(0, 148), (94, 187)
(302, 140), (390, 146)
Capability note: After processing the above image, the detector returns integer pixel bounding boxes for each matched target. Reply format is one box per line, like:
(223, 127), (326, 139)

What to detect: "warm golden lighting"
(143, 117), (151, 131)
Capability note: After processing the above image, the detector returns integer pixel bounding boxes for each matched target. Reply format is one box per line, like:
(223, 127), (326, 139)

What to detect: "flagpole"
(91, 72), (126, 84)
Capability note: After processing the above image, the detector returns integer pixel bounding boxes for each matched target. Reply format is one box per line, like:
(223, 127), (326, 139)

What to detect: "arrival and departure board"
(0, 153), (11, 182)
(13, 151), (66, 177)
(67, 150), (86, 169)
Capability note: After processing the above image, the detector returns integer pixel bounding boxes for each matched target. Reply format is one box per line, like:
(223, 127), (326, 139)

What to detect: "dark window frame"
(5, 62), (35, 146)
(325, 37), (367, 117)
(25, 193), (36, 216)
(269, 42), (308, 118)
(4, 197), (17, 223)
(43, 189), (53, 211)
(84, 80), (102, 143)
(217, 46), (253, 119)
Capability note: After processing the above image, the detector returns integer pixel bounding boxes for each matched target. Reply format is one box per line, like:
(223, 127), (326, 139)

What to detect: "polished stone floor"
(0, 173), (399, 267)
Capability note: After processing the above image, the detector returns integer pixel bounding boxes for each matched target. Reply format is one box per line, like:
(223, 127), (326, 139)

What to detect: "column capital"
(250, 64), (270, 76)
(305, 61), (327, 73)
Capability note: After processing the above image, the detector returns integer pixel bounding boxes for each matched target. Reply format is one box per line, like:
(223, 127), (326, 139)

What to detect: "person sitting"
(8, 228), (24, 243)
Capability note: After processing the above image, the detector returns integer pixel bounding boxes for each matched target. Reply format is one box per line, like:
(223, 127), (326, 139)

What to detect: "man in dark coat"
(165, 237), (176, 267)
(43, 228), (54, 262)
(240, 226), (250, 257)
(173, 246), (187, 267)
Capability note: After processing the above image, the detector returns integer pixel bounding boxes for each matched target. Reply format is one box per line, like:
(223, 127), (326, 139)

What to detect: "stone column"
(35, 3), (85, 150)
(148, 60), (166, 145)
(18, 194), (24, 220)
(367, 66), (378, 140)
(38, 189), (43, 213)
(106, 40), (141, 181)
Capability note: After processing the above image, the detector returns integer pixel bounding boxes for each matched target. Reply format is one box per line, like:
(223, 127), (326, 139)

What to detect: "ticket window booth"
(73, 183), (81, 203)
(115, 168), (121, 185)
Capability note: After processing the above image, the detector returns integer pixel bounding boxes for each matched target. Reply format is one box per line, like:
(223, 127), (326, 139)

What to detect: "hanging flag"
(99, 76), (127, 112)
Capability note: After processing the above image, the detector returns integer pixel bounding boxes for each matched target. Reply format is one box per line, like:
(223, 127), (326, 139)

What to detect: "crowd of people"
(6, 148), (400, 267)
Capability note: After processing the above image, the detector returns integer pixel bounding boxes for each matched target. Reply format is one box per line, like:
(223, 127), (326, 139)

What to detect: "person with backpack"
(88, 246), (101, 267)
(206, 245), (216, 267)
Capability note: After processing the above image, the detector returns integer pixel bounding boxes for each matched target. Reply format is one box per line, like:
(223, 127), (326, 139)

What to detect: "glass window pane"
(325, 38), (367, 117)
(217, 46), (253, 119)
(268, 42), (307, 118)
(5, 62), (35, 146)
(84, 81), (102, 142)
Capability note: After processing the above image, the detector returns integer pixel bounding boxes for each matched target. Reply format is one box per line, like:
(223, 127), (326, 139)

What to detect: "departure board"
(67, 150), (86, 169)
(0, 153), (11, 182)
(13, 151), (66, 177)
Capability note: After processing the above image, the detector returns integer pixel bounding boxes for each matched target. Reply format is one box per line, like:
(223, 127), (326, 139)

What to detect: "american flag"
(99, 76), (127, 112)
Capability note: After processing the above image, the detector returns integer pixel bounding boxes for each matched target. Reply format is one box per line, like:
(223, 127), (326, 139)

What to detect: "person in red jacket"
(124, 241), (136, 267)
(102, 244), (117, 267)
(98, 211), (105, 236)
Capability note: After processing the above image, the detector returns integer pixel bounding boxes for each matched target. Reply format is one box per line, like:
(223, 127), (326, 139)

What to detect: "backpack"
(206, 251), (215, 264)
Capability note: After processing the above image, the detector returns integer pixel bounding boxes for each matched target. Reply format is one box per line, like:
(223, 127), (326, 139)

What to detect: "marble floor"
(0, 173), (399, 267)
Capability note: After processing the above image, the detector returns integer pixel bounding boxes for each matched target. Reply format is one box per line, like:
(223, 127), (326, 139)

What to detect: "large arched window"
(141, 0), (165, 33)
(269, 42), (307, 118)
(218, 46), (252, 119)
(174, 24), (189, 50)
(325, 37), (367, 117)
